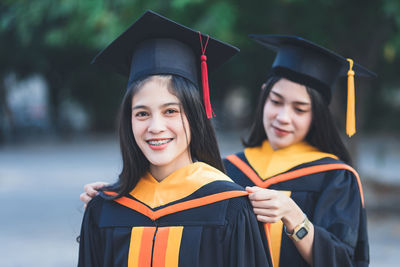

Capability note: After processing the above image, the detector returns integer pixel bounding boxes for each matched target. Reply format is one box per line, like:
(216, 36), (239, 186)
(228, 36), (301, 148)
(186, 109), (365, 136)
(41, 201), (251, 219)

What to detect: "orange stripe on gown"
(138, 227), (156, 267)
(153, 227), (170, 267)
(128, 226), (184, 267)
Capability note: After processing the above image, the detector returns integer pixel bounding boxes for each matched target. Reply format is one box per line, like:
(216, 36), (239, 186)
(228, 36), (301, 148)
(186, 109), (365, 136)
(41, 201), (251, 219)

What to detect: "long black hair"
(106, 74), (224, 198)
(243, 75), (352, 164)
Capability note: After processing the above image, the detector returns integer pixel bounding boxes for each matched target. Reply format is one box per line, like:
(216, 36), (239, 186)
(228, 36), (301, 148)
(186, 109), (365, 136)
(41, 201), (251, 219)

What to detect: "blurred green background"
(1, 0), (400, 141)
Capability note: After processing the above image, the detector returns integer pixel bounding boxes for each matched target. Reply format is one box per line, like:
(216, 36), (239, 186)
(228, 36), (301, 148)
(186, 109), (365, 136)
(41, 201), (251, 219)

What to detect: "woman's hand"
(246, 186), (314, 266)
(246, 186), (304, 231)
(80, 182), (109, 208)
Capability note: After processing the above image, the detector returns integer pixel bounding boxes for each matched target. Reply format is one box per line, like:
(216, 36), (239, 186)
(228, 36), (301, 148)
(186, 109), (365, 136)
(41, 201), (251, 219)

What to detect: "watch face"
(295, 227), (308, 239)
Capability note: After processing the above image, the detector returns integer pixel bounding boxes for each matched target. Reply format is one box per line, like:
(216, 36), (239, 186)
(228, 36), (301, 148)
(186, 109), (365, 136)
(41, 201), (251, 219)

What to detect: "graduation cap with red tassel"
(198, 32), (214, 118)
(91, 10), (239, 119)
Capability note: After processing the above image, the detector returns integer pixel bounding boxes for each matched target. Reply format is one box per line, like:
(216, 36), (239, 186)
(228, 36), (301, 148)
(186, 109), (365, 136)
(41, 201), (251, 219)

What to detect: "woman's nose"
(147, 114), (166, 133)
(276, 106), (291, 124)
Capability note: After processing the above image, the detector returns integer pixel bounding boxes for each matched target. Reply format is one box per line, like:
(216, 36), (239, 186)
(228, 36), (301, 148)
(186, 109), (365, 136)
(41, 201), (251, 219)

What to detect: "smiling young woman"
(77, 11), (271, 267)
(224, 35), (376, 267)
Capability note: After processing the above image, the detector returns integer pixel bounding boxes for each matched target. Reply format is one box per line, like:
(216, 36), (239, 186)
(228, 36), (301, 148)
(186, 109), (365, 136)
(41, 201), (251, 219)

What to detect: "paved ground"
(0, 134), (399, 266)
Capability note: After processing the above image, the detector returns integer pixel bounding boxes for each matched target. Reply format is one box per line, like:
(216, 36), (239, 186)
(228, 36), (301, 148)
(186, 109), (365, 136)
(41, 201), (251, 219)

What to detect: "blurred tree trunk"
(0, 77), (16, 144)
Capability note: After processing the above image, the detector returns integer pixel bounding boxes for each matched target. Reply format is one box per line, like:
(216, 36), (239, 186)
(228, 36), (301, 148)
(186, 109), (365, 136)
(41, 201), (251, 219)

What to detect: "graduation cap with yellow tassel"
(249, 34), (376, 137)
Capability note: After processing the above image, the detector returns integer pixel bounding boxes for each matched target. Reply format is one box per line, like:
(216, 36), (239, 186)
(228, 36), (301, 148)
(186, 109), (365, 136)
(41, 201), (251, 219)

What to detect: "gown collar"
(244, 140), (338, 180)
(130, 162), (232, 208)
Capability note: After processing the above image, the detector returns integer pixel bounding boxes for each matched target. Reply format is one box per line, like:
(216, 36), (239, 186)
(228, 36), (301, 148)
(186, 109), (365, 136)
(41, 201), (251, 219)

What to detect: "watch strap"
(284, 215), (311, 242)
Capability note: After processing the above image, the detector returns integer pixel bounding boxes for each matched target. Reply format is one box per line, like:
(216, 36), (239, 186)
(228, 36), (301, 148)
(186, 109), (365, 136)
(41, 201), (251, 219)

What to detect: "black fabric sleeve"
(223, 196), (272, 267)
(77, 196), (105, 267)
(312, 169), (368, 267)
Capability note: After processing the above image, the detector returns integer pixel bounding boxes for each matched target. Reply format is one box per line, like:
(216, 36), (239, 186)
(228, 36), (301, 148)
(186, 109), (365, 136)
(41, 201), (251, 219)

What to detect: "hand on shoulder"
(80, 182), (109, 208)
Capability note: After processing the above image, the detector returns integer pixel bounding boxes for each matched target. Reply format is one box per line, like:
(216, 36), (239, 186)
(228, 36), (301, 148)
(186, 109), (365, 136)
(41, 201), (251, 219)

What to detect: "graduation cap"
(92, 10), (239, 118)
(249, 34), (376, 137)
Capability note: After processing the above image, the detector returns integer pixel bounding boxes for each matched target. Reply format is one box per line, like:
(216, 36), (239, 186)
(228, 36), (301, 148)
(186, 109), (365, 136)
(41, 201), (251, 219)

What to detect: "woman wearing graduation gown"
(77, 11), (271, 267)
(80, 34), (374, 267)
(223, 35), (374, 267)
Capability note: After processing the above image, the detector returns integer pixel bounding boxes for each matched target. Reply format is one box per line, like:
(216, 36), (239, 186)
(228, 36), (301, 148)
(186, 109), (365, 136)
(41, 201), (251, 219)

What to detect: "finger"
(87, 187), (100, 198)
(245, 186), (262, 193)
(248, 189), (274, 201)
(253, 208), (283, 221)
(84, 184), (102, 197)
(92, 182), (108, 190)
(250, 199), (265, 208)
(83, 203), (87, 210)
(250, 200), (276, 209)
(253, 207), (275, 217)
(250, 198), (281, 209)
(256, 215), (280, 223)
(80, 192), (92, 204)
(84, 182), (107, 193)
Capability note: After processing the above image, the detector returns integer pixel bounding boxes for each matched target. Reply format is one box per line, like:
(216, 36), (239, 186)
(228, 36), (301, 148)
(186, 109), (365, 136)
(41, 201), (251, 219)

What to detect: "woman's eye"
(135, 111), (148, 117)
(165, 108), (179, 115)
(295, 108), (308, 113)
(270, 99), (281, 105)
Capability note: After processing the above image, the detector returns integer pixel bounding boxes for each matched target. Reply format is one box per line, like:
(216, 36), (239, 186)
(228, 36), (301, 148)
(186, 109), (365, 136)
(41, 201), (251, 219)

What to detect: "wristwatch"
(284, 215), (311, 242)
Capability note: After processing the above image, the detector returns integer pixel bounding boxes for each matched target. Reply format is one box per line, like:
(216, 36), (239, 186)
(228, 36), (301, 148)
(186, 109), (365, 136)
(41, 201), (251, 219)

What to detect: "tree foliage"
(1, 0), (400, 137)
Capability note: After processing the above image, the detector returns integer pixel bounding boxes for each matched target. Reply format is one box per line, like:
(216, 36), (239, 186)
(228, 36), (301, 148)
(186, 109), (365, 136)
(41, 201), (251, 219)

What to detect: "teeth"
(148, 139), (171, 145)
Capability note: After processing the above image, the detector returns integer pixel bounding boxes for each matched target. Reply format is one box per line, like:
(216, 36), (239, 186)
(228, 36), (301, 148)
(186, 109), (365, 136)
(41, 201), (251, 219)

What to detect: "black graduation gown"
(78, 164), (271, 267)
(224, 152), (369, 267)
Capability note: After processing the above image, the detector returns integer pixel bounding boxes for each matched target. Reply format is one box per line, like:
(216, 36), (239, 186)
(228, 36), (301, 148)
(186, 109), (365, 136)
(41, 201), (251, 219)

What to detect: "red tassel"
(198, 32), (213, 118)
(200, 54), (213, 118)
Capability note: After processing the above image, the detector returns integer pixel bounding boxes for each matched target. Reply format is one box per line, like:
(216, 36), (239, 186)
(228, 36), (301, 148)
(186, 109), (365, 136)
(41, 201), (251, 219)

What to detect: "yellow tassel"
(346, 58), (356, 137)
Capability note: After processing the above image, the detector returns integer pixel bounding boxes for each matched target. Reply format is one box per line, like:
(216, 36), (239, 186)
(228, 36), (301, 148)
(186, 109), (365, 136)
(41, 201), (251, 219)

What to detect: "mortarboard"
(249, 34), (376, 137)
(92, 10), (239, 118)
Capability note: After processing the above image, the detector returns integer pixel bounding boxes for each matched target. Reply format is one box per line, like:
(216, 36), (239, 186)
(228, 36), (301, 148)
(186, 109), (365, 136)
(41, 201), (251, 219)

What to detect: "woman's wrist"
(281, 199), (306, 232)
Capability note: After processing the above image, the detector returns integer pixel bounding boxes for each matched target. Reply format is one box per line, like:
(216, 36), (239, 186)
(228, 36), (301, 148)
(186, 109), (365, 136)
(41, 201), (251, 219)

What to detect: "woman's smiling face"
(131, 76), (192, 177)
(263, 78), (313, 150)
